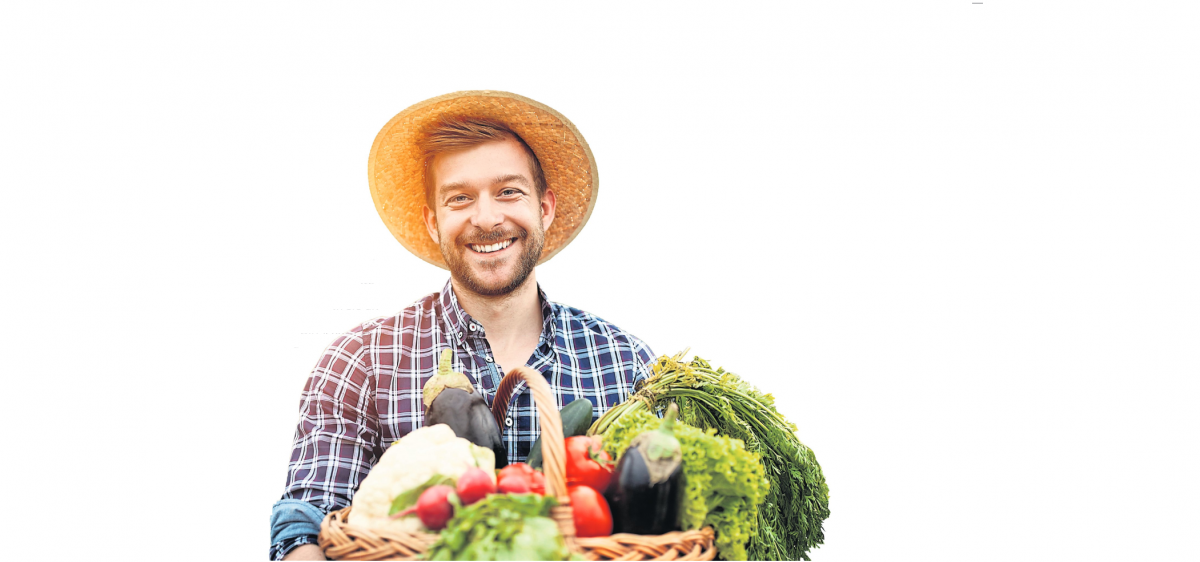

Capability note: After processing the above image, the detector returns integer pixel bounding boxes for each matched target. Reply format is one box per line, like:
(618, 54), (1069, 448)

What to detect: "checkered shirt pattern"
(271, 280), (655, 558)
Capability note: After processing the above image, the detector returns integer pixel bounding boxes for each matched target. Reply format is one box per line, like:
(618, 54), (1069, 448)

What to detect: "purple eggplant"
(604, 403), (685, 535)
(425, 387), (508, 469)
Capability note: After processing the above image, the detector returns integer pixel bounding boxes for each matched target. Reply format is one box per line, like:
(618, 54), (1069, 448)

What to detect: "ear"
(540, 189), (557, 231)
(422, 204), (440, 244)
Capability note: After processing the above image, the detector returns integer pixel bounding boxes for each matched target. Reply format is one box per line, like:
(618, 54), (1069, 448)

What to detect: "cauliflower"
(349, 424), (496, 532)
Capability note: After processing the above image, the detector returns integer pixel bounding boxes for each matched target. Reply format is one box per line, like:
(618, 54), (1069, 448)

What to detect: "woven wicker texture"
(318, 366), (715, 560)
(368, 90), (598, 269)
(319, 508), (437, 561)
(576, 528), (718, 561)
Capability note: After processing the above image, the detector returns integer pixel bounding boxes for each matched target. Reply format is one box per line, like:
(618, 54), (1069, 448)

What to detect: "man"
(269, 91), (656, 560)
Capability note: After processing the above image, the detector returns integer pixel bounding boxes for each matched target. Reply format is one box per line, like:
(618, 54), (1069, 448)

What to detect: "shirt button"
(486, 356), (493, 363)
(469, 324), (476, 332)
(505, 417), (513, 427)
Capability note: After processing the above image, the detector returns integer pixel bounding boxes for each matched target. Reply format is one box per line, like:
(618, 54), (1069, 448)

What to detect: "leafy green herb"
(599, 408), (767, 561)
(388, 474), (456, 516)
(591, 352), (831, 560)
(424, 494), (571, 561)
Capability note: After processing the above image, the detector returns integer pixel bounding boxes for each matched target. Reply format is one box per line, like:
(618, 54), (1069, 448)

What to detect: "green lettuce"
(593, 353), (831, 560)
(424, 494), (570, 561)
(600, 409), (768, 561)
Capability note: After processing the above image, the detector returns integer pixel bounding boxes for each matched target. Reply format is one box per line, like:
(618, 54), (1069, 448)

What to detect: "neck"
(450, 272), (543, 346)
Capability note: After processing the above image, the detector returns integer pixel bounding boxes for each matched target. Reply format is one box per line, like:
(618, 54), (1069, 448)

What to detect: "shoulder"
(323, 292), (443, 353)
(307, 292), (443, 385)
(364, 291), (443, 331)
(548, 301), (656, 361)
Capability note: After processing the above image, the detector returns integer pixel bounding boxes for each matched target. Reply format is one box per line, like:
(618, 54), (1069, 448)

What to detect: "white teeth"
(470, 239), (512, 253)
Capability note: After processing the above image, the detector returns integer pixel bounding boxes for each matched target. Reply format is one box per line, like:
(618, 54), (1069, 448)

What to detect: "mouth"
(467, 238), (516, 255)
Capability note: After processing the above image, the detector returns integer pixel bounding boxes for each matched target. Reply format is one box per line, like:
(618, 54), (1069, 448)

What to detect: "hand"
(282, 544), (326, 560)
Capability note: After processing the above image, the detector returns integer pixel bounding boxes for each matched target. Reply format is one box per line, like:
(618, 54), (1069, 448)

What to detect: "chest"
(489, 335), (542, 378)
(368, 339), (639, 465)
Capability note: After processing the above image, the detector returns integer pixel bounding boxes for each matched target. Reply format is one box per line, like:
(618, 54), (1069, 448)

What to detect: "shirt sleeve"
(272, 325), (382, 546)
(269, 534), (319, 561)
(627, 333), (658, 389)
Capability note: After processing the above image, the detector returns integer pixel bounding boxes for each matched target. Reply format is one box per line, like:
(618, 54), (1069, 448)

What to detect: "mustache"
(456, 227), (527, 245)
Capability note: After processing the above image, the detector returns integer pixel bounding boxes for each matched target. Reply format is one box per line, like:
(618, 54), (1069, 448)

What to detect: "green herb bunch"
(424, 494), (570, 561)
(591, 352), (831, 560)
(599, 408), (768, 561)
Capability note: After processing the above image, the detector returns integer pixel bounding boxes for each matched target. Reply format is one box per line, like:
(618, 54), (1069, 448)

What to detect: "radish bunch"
(391, 467), (496, 530)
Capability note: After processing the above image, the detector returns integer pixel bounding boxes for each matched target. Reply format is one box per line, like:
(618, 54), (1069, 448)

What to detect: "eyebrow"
(436, 181), (470, 200)
(493, 174), (531, 187)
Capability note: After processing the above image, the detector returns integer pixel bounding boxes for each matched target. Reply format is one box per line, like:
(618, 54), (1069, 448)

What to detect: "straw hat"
(368, 90), (599, 269)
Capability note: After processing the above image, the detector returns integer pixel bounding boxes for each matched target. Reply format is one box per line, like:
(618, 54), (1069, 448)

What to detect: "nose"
(470, 195), (503, 230)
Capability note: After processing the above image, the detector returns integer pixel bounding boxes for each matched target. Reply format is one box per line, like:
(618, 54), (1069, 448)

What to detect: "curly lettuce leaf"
(601, 409), (768, 561)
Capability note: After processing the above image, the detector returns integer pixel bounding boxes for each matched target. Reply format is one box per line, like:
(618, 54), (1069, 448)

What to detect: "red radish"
(412, 484), (456, 530)
(456, 468), (495, 505)
(497, 474), (531, 494)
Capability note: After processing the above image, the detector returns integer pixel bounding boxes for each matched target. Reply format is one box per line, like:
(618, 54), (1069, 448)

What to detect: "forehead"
(428, 138), (534, 191)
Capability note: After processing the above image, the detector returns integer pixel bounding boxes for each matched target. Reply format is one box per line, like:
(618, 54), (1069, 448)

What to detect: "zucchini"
(526, 398), (594, 469)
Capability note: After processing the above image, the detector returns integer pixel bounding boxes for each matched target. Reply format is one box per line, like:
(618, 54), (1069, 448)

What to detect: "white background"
(1, 2), (1197, 561)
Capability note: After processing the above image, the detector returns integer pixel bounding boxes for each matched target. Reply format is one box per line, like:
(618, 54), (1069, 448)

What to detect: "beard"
(441, 223), (544, 297)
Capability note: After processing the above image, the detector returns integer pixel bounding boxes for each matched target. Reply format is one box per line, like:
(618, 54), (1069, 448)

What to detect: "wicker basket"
(319, 366), (717, 561)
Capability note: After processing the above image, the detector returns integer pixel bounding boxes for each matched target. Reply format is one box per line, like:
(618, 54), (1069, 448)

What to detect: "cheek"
(436, 215), (464, 242)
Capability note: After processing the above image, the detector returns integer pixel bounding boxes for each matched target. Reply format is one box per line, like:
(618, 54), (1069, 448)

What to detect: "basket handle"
(490, 369), (520, 429)
(491, 367), (570, 502)
(491, 367), (578, 551)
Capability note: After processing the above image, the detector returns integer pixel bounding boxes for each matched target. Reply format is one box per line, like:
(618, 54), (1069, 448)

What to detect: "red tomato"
(496, 462), (546, 495)
(498, 462), (533, 482)
(529, 469), (546, 495)
(568, 484), (613, 538)
(564, 436), (613, 493)
(497, 474), (531, 494)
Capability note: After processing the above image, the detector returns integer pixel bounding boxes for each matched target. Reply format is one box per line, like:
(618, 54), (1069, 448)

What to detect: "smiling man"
(269, 92), (656, 560)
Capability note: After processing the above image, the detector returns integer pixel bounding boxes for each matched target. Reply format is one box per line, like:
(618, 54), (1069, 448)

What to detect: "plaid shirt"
(270, 280), (655, 558)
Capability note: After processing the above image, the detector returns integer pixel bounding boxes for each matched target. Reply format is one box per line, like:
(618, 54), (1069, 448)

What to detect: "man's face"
(422, 138), (556, 296)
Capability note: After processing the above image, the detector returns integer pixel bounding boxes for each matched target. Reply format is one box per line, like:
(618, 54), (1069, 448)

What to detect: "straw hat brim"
(368, 90), (598, 270)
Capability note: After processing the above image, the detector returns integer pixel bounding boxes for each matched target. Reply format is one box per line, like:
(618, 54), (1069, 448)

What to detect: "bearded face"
(422, 138), (555, 298)
(441, 221), (544, 296)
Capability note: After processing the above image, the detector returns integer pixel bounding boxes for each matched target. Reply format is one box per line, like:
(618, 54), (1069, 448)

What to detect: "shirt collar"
(538, 285), (555, 348)
(439, 279), (556, 347)
(439, 280), (474, 342)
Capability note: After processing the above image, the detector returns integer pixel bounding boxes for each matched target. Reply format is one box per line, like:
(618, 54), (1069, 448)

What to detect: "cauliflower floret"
(349, 424), (496, 532)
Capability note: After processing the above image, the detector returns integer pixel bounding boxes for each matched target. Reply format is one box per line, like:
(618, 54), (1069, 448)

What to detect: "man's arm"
(282, 544), (325, 561)
(271, 327), (381, 559)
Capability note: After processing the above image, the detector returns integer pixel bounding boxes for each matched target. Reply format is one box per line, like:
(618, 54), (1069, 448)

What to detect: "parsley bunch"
(592, 352), (831, 560)
(599, 408), (768, 561)
(424, 494), (570, 561)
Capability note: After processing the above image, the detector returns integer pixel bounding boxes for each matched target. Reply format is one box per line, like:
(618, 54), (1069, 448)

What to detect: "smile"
(468, 239), (515, 254)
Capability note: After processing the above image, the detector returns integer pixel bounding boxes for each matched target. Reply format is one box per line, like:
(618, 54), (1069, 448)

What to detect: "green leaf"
(593, 353), (830, 560)
(388, 473), (456, 516)
(423, 494), (566, 561)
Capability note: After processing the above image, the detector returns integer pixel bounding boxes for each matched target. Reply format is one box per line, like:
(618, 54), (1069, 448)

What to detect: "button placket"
(503, 380), (527, 436)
